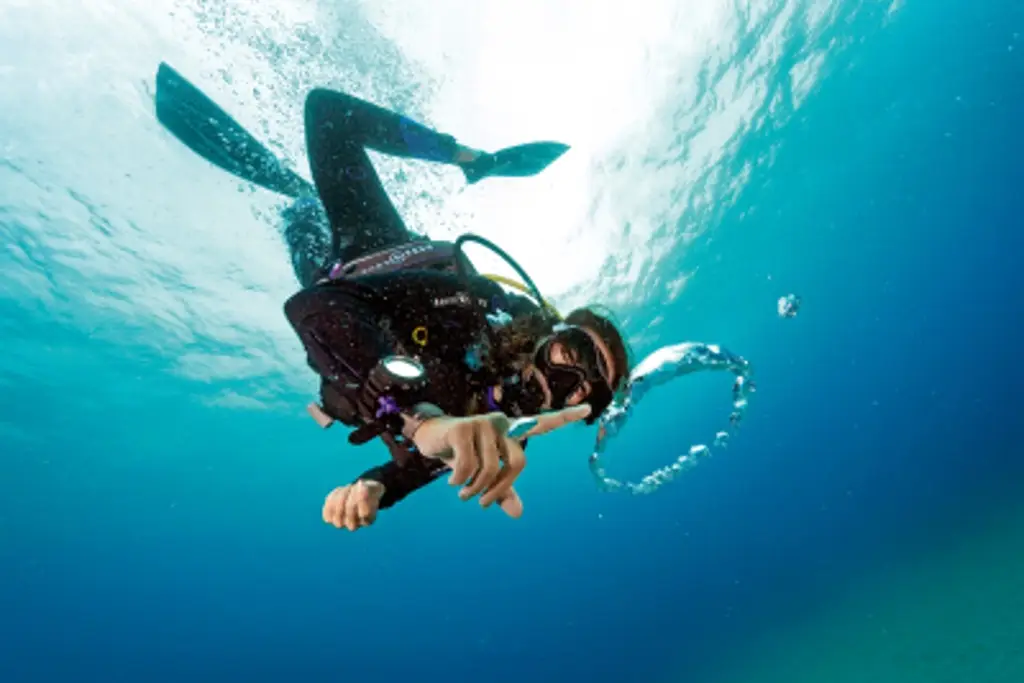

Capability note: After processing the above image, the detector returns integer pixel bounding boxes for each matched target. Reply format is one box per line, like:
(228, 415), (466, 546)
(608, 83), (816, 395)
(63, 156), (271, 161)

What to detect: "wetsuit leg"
(282, 198), (332, 288)
(303, 89), (462, 265)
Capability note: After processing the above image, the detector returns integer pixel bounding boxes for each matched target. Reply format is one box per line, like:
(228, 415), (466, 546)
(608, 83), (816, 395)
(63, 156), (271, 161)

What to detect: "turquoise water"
(2, 1), (1023, 681)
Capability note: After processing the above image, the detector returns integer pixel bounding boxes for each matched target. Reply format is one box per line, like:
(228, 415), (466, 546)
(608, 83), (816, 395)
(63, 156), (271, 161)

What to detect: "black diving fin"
(154, 62), (314, 199)
(460, 141), (571, 185)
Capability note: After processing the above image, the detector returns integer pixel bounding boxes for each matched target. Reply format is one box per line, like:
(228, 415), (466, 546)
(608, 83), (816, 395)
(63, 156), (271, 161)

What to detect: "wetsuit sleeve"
(358, 458), (450, 509)
(283, 283), (391, 404)
(285, 280), (456, 511)
(359, 436), (532, 509)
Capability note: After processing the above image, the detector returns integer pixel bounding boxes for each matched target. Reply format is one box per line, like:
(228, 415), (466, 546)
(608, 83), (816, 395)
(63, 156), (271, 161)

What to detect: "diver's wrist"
(356, 478), (387, 496)
(400, 402), (446, 442)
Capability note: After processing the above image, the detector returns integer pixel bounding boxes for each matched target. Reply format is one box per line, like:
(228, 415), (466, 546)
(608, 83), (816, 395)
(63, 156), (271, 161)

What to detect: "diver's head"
(492, 307), (631, 424)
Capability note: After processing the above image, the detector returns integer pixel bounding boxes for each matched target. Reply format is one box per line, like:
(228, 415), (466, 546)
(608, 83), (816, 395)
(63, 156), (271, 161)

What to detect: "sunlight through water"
(0, 0), (873, 409)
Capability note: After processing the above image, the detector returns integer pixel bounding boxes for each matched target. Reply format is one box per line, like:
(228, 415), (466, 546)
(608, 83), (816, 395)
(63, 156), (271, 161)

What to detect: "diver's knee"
(305, 88), (353, 119)
(305, 87), (330, 110)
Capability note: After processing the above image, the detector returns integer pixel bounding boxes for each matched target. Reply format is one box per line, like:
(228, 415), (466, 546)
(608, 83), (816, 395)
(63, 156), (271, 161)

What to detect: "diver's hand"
(412, 404), (592, 517)
(322, 480), (386, 531)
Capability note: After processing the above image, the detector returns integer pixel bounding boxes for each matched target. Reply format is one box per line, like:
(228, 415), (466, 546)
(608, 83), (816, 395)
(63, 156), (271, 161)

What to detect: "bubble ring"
(589, 342), (754, 495)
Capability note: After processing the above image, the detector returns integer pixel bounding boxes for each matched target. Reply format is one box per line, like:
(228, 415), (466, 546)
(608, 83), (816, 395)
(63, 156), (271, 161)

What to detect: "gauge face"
(383, 356), (425, 380)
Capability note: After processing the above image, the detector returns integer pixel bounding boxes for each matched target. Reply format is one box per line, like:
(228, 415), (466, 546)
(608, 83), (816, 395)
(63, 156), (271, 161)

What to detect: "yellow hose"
(481, 273), (562, 320)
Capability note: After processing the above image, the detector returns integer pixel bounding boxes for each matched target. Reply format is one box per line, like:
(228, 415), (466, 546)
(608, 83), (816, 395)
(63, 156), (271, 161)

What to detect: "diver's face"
(527, 326), (617, 417)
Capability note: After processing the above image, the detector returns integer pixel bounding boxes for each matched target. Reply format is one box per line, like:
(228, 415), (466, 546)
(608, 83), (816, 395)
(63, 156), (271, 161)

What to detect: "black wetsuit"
(282, 88), (462, 288)
(281, 89), (537, 508)
(285, 270), (536, 507)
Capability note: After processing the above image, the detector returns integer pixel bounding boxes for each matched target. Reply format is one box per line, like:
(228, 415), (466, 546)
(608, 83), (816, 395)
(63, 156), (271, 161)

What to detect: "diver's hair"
(467, 305), (631, 416)
(563, 306), (632, 391)
(485, 310), (557, 377)
(466, 309), (556, 415)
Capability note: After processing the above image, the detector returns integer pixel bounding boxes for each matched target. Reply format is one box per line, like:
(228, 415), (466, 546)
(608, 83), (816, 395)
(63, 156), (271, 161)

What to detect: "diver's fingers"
(446, 423), (477, 487)
(460, 422), (502, 500)
(324, 487), (343, 526)
(497, 486), (524, 519)
(322, 486), (350, 528)
(362, 480), (385, 526)
(479, 439), (526, 509)
(354, 484), (375, 527)
(343, 486), (362, 531)
(524, 404), (592, 438)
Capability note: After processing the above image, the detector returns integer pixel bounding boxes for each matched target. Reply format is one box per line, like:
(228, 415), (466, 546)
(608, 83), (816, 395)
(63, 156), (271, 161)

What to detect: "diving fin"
(460, 141), (570, 185)
(154, 62), (313, 199)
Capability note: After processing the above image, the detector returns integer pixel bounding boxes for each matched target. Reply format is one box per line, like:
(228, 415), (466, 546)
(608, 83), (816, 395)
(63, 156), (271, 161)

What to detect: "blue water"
(2, 1), (1023, 682)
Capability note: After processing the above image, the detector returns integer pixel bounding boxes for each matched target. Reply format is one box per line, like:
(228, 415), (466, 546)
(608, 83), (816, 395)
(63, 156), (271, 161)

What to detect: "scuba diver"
(155, 63), (631, 530)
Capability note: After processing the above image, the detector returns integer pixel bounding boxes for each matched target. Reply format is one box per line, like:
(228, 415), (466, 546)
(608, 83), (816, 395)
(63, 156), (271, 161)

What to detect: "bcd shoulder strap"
(319, 240), (476, 282)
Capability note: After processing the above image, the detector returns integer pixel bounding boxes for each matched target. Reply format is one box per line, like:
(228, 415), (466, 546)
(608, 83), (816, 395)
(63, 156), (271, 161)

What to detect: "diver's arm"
(285, 282), (459, 510)
(284, 283), (392, 391)
(358, 433), (532, 510)
(355, 403), (479, 510)
(357, 457), (450, 509)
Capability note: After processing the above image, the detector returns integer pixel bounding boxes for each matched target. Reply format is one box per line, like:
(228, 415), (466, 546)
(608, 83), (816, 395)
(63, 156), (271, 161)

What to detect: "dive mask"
(534, 324), (614, 424)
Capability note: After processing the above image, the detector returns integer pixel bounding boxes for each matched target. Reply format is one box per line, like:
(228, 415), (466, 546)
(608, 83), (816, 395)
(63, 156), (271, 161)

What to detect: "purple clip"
(328, 262), (344, 280)
(485, 386), (500, 412)
(376, 395), (400, 419)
